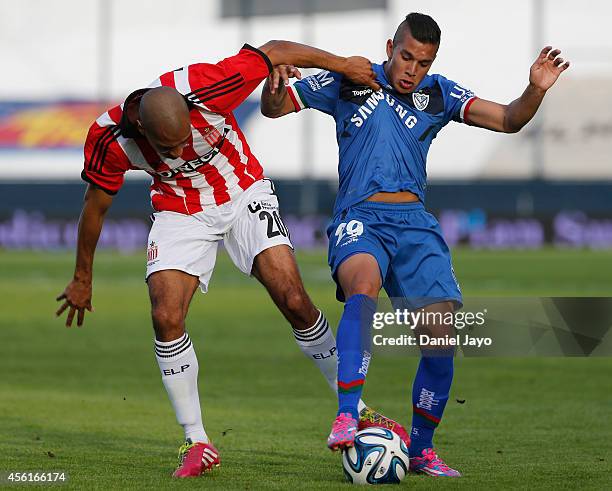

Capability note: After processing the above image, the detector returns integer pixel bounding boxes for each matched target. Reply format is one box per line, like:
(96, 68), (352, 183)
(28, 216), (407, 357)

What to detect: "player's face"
(385, 30), (438, 94)
(139, 121), (192, 160)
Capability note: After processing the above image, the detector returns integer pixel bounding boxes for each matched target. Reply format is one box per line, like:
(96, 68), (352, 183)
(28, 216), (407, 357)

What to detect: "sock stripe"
(155, 333), (188, 350)
(293, 323), (329, 342)
(338, 385), (364, 394)
(293, 315), (329, 342)
(155, 335), (192, 359)
(293, 310), (324, 334)
(338, 379), (365, 390)
(155, 334), (190, 354)
(413, 405), (441, 425)
(155, 340), (193, 359)
(293, 317), (325, 334)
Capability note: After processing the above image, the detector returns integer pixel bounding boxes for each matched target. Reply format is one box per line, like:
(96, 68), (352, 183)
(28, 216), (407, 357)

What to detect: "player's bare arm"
(261, 65), (302, 118)
(56, 184), (113, 327)
(258, 40), (379, 91)
(467, 46), (570, 133)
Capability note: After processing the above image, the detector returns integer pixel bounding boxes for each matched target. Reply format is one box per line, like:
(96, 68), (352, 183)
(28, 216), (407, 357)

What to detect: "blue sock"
(336, 294), (376, 420)
(409, 351), (454, 457)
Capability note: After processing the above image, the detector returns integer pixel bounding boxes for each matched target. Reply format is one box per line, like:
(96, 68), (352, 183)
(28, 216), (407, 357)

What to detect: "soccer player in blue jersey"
(261, 13), (569, 477)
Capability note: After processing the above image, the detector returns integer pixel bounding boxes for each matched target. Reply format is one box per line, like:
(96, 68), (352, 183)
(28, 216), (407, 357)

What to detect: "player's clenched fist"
(342, 56), (380, 91)
(56, 279), (93, 327)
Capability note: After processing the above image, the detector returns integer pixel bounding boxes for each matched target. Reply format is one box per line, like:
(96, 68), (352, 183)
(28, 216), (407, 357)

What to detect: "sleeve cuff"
(81, 169), (119, 196)
(460, 96), (477, 123)
(287, 85), (307, 112)
(241, 43), (273, 74)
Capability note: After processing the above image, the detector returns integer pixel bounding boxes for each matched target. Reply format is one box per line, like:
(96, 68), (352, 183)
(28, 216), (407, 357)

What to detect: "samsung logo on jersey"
(306, 70), (335, 92)
(350, 90), (418, 129)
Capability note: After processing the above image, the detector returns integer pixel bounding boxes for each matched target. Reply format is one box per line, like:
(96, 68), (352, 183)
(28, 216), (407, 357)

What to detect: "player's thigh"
(146, 211), (220, 294)
(224, 179), (292, 276)
(252, 244), (305, 295)
(385, 210), (461, 309)
(336, 253), (382, 298)
(251, 244), (318, 323)
(327, 208), (390, 301)
(148, 269), (200, 323)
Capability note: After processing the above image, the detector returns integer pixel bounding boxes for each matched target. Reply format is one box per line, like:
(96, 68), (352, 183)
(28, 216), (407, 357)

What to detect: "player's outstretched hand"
(342, 56), (380, 91)
(530, 46), (570, 92)
(268, 65), (302, 94)
(56, 279), (93, 327)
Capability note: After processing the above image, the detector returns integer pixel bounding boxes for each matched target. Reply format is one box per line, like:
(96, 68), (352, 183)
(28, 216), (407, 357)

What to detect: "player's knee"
(151, 305), (184, 334)
(281, 286), (311, 319)
(344, 280), (379, 299)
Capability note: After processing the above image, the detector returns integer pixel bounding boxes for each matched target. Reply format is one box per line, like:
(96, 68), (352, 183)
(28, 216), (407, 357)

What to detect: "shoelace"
(339, 413), (356, 425)
(334, 413), (357, 433)
(177, 441), (196, 466)
(421, 449), (451, 471)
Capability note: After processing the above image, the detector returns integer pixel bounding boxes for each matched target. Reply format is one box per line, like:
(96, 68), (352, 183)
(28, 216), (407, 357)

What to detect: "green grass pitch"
(1, 248), (611, 489)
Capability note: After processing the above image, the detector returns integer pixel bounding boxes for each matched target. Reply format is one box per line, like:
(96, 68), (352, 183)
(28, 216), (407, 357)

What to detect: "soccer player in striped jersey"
(262, 13), (569, 477)
(55, 40), (410, 478)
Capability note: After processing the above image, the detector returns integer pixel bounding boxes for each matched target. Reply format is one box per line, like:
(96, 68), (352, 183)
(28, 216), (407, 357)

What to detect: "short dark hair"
(393, 12), (441, 46)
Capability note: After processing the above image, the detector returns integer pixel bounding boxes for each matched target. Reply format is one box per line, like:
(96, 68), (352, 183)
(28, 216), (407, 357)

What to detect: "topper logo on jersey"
(352, 88), (372, 97)
(306, 70), (335, 92)
(412, 92), (429, 111)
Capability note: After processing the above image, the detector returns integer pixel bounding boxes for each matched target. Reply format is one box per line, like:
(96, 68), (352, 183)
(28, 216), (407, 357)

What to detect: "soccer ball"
(342, 427), (410, 485)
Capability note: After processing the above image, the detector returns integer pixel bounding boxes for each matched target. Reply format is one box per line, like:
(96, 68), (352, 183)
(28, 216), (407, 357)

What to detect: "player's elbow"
(258, 40), (283, 56)
(503, 124), (522, 134)
(260, 100), (274, 118)
(260, 103), (288, 119)
(260, 105), (279, 119)
(258, 40), (291, 65)
(502, 113), (524, 133)
(501, 106), (530, 133)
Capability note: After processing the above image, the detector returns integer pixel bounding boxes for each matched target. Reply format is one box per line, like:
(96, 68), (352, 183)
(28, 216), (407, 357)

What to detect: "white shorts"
(145, 178), (293, 292)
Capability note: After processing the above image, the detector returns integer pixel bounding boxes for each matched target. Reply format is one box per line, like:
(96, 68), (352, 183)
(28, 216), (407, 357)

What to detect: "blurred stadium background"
(1, 0), (611, 250)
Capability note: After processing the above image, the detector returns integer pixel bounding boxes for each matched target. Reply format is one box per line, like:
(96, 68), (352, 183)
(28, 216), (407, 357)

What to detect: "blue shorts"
(326, 201), (462, 308)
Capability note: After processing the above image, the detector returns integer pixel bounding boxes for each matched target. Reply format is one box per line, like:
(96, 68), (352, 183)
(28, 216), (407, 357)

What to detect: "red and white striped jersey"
(81, 44), (273, 214)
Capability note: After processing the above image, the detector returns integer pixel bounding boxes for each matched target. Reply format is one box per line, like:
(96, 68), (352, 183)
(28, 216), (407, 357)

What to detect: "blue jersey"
(288, 63), (476, 216)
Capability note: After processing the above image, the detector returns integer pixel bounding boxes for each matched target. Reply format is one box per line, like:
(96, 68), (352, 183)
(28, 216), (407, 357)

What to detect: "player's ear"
(386, 39), (393, 60)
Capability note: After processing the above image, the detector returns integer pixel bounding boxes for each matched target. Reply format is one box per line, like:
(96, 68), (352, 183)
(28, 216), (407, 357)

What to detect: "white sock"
(293, 310), (366, 413)
(155, 332), (209, 443)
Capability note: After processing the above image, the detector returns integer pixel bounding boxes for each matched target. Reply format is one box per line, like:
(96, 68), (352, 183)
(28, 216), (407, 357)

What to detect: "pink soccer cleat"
(172, 439), (220, 478)
(409, 448), (461, 477)
(327, 412), (358, 451)
(358, 406), (411, 448)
